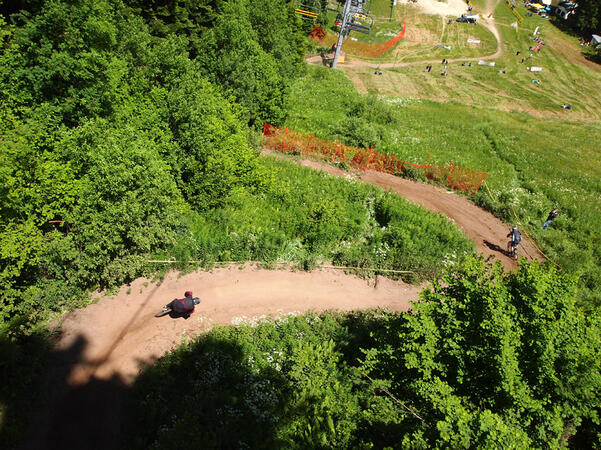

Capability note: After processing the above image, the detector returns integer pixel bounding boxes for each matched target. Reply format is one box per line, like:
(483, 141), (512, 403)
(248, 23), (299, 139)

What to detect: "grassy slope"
(342, 0), (601, 119)
(160, 156), (474, 281)
(321, 0), (497, 60)
(284, 64), (601, 307)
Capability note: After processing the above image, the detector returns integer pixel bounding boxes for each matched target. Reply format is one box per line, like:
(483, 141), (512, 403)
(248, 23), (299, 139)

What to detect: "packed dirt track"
(58, 267), (421, 385)
(23, 267), (421, 449)
(22, 152), (541, 449)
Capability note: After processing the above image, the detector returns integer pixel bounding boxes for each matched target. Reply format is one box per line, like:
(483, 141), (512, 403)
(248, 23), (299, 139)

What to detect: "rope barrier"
(146, 260), (416, 274)
(483, 181), (560, 268)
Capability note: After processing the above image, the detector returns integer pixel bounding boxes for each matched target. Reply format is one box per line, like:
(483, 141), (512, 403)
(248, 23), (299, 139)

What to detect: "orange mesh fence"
(425, 164), (451, 184)
(308, 135), (343, 162)
(262, 123), (312, 154)
(309, 21), (406, 58)
(309, 25), (327, 41)
(263, 123), (487, 194)
(285, 128), (312, 154)
(446, 164), (488, 194)
(350, 147), (372, 169)
(262, 123), (287, 152)
(366, 153), (425, 174)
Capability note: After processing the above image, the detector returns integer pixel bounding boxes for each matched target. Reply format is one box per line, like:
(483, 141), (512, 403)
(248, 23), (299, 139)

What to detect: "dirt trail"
(22, 145), (540, 449)
(23, 268), (420, 449)
(265, 150), (540, 267)
(58, 268), (420, 385)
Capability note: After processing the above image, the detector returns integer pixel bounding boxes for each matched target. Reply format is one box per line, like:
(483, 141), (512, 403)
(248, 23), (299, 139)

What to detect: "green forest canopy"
(0, 0), (308, 322)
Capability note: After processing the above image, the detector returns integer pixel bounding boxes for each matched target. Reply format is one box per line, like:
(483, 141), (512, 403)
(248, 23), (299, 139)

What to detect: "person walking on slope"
(542, 208), (559, 229)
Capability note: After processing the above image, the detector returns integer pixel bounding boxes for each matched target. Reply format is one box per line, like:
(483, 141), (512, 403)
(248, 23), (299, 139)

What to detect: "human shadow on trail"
(483, 239), (509, 257)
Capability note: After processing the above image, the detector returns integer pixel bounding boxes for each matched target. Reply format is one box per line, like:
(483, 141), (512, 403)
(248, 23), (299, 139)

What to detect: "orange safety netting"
(425, 164), (450, 184)
(309, 21), (406, 58)
(262, 124), (487, 194)
(442, 163), (488, 193)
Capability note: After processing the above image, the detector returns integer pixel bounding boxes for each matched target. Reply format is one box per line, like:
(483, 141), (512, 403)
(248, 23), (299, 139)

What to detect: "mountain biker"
(162, 291), (200, 318)
(507, 226), (522, 257)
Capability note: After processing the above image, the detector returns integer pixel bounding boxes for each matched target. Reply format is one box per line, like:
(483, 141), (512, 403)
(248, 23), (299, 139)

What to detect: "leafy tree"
(3, 0), (125, 122)
(196, 0), (287, 126)
(123, 0), (225, 57)
(161, 69), (268, 209)
(247, 0), (306, 80)
(568, 0), (601, 35)
(0, 106), (79, 320)
(361, 258), (601, 447)
(278, 339), (362, 448)
(41, 115), (184, 291)
(0, 0), (270, 322)
(130, 314), (366, 449)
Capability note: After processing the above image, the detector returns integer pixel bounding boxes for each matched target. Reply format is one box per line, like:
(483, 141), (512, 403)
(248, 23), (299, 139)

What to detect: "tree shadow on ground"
(1, 331), (134, 450)
(2, 326), (277, 449)
(0, 324), (53, 450)
(126, 336), (283, 449)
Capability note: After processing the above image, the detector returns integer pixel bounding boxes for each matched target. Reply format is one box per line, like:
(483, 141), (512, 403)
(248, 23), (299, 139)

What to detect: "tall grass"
(285, 65), (601, 308)
(158, 156), (475, 282)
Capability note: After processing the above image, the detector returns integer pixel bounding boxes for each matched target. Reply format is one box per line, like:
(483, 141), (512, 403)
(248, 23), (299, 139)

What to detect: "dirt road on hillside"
(22, 268), (421, 449)
(21, 147), (540, 449)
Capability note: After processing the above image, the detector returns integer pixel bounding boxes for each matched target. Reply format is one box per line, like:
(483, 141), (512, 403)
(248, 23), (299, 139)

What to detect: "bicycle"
(507, 240), (519, 260)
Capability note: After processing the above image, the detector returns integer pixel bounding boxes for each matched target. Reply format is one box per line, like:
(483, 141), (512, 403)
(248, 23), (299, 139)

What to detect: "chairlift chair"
(295, 0), (320, 20)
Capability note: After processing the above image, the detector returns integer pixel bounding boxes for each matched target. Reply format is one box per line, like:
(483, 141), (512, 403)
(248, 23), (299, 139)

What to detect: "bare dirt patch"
(404, 24), (441, 44)
(407, 0), (470, 18)
(23, 267), (420, 449)
(60, 267), (420, 385)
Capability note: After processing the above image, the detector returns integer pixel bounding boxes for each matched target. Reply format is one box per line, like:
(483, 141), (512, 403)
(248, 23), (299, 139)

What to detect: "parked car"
(456, 15), (478, 24)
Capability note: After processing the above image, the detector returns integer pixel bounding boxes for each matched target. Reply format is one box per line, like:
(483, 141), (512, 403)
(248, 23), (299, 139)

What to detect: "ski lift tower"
(332, 0), (372, 68)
